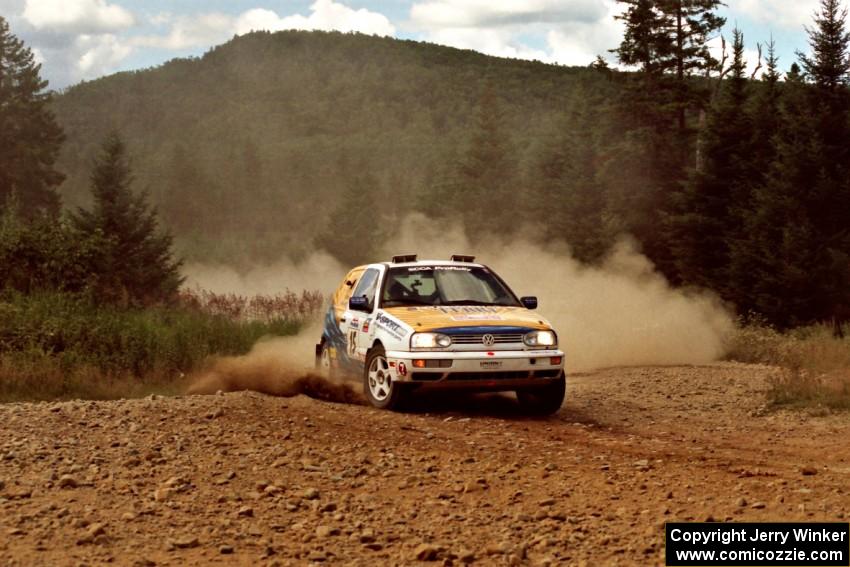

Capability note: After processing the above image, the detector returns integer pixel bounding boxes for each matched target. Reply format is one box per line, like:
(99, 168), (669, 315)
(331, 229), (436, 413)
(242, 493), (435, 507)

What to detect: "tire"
(363, 345), (406, 410)
(516, 374), (566, 416)
(316, 341), (335, 379)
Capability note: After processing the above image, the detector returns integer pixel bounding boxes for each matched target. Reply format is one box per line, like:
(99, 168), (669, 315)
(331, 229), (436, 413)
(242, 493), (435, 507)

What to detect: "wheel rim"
(320, 346), (331, 373)
(368, 355), (392, 401)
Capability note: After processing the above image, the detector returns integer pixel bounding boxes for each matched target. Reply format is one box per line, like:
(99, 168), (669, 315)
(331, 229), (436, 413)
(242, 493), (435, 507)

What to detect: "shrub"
(177, 288), (324, 321)
(725, 320), (850, 410)
(0, 290), (317, 401)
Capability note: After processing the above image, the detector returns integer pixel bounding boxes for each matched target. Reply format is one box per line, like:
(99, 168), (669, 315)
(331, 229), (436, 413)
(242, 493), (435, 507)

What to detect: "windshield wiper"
(442, 300), (503, 306)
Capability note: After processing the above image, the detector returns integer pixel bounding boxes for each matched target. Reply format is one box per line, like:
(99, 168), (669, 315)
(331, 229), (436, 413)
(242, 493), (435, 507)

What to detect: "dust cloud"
(186, 322), (363, 403)
(379, 213), (735, 372)
(184, 212), (735, 398)
(183, 251), (345, 296)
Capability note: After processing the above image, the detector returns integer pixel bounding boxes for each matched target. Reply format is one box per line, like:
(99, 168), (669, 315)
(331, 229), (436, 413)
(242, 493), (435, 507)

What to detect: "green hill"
(52, 31), (605, 265)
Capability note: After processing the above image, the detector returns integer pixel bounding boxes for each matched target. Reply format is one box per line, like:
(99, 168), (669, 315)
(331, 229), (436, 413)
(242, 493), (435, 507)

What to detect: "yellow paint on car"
(383, 306), (551, 332)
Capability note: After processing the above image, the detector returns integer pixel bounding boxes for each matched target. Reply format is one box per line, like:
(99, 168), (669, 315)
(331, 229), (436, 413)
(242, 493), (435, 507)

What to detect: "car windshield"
(381, 265), (521, 307)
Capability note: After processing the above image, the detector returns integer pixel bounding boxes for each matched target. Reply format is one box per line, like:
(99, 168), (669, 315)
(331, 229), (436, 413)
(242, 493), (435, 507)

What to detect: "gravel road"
(1, 363), (848, 566)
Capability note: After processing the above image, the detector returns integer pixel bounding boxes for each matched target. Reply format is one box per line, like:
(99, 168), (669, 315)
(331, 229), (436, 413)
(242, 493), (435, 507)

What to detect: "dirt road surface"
(1, 363), (848, 566)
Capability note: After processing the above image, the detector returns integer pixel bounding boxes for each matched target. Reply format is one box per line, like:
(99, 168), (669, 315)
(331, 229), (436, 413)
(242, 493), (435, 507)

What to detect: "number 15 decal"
(347, 330), (357, 355)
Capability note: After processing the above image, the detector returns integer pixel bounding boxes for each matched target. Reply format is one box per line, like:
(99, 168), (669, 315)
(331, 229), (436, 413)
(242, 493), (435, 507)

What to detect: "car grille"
(446, 371), (531, 380)
(410, 370), (561, 382)
(449, 333), (524, 345)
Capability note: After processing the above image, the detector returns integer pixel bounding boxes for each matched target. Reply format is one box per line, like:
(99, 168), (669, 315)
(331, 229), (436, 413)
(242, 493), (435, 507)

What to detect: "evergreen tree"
(671, 29), (751, 294)
(589, 55), (612, 73)
(740, 0), (850, 328)
(0, 202), (106, 295)
(798, 0), (850, 231)
(0, 16), (65, 217)
(451, 87), (519, 236)
(747, 38), (782, 181)
(615, 0), (668, 74)
(73, 133), (183, 305)
(615, 0), (725, 131)
(415, 87), (520, 237)
(612, 0), (725, 276)
(737, 66), (822, 324)
(316, 173), (385, 266)
(797, 0), (850, 325)
(532, 85), (610, 263)
(658, 0), (726, 130)
(726, 39), (781, 310)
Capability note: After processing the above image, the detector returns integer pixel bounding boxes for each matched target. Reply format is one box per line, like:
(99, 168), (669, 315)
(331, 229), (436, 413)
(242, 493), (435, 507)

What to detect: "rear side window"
(333, 268), (364, 312)
(351, 268), (380, 311)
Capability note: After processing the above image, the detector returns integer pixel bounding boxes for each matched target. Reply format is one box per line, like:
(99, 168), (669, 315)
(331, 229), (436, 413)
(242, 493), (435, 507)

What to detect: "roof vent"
(392, 254), (418, 263)
(450, 255), (475, 262)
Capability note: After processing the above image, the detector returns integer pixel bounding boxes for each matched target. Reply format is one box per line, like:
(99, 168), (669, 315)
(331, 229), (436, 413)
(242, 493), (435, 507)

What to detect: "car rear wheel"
(516, 374), (565, 415)
(364, 346), (406, 410)
(316, 341), (335, 378)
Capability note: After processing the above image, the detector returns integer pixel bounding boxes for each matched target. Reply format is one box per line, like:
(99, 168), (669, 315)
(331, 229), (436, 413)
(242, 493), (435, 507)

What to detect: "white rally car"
(315, 255), (566, 413)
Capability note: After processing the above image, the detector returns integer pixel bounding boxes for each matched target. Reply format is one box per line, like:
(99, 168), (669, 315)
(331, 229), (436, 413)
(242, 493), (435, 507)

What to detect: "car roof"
(382, 259), (484, 269)
(351, 260), (485, 270)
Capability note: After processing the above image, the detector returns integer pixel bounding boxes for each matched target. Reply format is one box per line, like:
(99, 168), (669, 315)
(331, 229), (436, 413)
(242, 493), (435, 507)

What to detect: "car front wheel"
(363, 346), (406, 410)
(516, 374), (565, 415)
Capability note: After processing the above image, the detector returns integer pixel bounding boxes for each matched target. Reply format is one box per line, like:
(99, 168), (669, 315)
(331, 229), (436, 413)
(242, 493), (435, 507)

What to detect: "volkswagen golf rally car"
(315, 255), (566, 413)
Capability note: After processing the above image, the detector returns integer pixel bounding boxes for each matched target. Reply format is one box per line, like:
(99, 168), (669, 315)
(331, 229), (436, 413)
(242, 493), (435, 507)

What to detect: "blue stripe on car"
(431, 326), (536, 335)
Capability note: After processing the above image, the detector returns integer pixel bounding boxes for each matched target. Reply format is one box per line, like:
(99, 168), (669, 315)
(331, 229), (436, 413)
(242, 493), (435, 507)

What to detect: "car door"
(343, 267), (381, 361)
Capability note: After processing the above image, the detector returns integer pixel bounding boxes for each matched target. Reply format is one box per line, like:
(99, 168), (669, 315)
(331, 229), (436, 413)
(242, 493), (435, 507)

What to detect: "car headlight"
(410, 333), (452, 349)
(524, 330), (556, 347)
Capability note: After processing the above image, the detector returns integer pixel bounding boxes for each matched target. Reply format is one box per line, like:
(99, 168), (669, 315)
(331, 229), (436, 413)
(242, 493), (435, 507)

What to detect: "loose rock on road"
(0, 363), (848, 566)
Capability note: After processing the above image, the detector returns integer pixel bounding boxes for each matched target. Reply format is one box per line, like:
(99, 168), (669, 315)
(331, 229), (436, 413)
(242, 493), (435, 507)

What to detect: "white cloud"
(9, 0), (136, 86)
(0, 0), (26, 17)
(235, 1), (395, 36)
(135, 0), (395, 51)
(732, 0), (818, 29)
(424, 27), (551, 61)
(546, 17), (624, 67)
(75, 33), (132, 74)
(149, 12), (172, 26)
(22, 0), (134, 34)
(410, 0), (621, 67)
(29, 32), (133, 86)
(412, 0), (605, 28)
(133, 13), (234, 50)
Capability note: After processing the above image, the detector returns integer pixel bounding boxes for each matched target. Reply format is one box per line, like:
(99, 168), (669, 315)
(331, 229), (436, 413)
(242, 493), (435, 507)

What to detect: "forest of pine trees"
(3, 0), (850, 329)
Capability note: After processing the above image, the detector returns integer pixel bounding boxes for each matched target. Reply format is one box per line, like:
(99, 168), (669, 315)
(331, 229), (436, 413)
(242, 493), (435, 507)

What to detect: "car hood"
(382, 305), (553, 333)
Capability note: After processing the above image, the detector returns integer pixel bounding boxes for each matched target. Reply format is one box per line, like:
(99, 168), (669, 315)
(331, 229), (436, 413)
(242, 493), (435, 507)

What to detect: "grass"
(725, 320), (850, 411)
(0, 290), (318, 402)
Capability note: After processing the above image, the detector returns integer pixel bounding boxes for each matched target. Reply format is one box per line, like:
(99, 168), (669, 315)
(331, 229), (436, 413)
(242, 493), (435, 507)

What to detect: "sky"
(0, 0), (824, 89)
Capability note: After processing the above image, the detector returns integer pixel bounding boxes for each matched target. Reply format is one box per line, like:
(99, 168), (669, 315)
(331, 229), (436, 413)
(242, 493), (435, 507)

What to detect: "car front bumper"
(384, 349), (565, 390)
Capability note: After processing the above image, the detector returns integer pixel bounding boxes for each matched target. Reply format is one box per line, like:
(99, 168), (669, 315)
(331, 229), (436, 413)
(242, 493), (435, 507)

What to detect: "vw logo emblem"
(482, 334), (496, 346)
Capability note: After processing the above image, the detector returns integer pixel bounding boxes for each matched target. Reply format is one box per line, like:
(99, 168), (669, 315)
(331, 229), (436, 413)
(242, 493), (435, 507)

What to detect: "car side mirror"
(349, 296), (370, 311)
(521, 296), (538, 309)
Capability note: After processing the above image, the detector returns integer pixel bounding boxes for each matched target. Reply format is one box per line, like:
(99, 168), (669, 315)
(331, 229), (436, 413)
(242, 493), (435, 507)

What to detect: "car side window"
(351, 268), (380, 311)
(335, 269), (363, 310)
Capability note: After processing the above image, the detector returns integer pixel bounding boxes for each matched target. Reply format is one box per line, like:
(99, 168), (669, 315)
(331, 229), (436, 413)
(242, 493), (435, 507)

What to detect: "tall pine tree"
(747, 38), (782, 182)
(670, 29), (751, 295)
(73, 133), (183, 305)
(740, 0), (850, 327)
(726, 39), (782, 311)
(532, 83), (612, 263)
(612, 0), (725, 276)
(658, 0), (726, 131)
(426, 87), (519, 237)
(0, 16), (65, 217)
